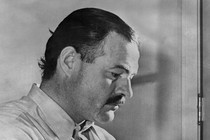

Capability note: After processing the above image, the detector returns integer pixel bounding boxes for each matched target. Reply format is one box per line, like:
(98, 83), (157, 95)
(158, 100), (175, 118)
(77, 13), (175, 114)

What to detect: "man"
(0, 8), (140, 140)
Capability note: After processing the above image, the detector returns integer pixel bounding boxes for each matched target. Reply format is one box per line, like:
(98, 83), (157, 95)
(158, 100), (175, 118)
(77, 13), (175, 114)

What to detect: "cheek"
(87, 79), (113, 107)
(86, 71), (112, 93)
(81, 70), (115, 107)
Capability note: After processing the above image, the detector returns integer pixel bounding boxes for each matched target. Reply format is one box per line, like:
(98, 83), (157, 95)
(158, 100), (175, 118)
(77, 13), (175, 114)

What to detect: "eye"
(111, 72), (121, 79)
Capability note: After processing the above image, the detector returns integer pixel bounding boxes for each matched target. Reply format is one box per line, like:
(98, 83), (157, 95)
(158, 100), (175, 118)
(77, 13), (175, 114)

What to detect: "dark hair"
(38, 7), (137, 80)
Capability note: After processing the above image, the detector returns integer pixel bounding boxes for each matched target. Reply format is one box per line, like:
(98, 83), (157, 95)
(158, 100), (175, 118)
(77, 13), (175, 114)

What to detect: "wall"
(0, 0), (197, 140)
(203, 0), (210, 139)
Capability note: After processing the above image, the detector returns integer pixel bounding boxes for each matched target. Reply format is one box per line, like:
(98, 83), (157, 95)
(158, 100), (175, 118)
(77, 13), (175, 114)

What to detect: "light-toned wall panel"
(181, 0), (199, 140)
(203, 0), (210, 139)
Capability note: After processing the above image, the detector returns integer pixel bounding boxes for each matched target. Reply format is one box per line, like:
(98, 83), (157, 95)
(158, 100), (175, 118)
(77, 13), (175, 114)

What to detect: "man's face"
(68, 32), (140, 124)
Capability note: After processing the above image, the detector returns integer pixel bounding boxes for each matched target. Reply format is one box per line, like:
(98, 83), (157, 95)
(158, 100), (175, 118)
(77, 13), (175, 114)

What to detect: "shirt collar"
(76, 120), (94, 133)
(27, 84), (93, 139)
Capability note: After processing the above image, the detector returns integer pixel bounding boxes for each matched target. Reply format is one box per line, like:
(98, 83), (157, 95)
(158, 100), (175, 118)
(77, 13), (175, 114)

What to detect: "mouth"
(105, 95), (126, 110)
(108, 100), (125, 106)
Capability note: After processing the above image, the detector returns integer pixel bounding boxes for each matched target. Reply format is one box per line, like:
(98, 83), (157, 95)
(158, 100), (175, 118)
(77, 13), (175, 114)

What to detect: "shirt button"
(75, 125), (81, 131)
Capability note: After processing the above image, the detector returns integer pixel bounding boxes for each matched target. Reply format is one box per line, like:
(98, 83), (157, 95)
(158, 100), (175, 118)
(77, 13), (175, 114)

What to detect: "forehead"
(102, 32), (140, 73)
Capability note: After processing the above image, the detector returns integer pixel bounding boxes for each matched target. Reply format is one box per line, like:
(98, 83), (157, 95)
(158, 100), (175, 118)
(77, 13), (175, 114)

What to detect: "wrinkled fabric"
(0, 84), (115, 140)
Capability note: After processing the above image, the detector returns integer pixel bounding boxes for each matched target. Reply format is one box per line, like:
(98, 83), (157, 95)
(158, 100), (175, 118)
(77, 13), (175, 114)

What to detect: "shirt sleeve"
(0, 122), (33, 140)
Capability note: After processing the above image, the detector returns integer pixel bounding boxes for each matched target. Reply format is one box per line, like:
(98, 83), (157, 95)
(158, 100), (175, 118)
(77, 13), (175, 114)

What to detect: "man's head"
(39, 8), (141, 124)
(39, 8), (137, 80)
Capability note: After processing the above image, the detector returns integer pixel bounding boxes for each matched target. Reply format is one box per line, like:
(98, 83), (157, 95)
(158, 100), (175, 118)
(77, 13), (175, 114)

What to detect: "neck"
(40, 77), (64, 109)
(40, 76), (85, 124)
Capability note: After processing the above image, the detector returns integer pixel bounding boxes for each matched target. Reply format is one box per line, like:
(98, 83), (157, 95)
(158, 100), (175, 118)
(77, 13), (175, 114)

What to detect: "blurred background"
(0, 0), (199, 140)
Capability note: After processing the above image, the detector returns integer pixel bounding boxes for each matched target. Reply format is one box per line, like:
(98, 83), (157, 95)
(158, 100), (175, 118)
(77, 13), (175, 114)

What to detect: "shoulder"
(0, 100), (40, 140)
(0, 99), (33, 125)
(92, 125), (116, 140)
(0, 121), (33, 140)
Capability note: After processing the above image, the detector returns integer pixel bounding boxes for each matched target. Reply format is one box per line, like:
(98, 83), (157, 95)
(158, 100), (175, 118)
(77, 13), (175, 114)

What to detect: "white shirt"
(0, 84), (115, 140)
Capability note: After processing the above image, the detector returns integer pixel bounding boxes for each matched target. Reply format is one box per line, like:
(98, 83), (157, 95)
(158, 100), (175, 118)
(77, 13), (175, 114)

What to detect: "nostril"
(115, 87), (131, 98)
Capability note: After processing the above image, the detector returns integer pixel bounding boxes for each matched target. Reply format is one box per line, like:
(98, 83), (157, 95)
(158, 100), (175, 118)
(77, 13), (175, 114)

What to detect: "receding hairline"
(102, 31), (141, 51)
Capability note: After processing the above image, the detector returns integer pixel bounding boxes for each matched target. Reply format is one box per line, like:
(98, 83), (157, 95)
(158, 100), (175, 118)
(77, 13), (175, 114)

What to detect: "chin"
(95, 110), (115, 124)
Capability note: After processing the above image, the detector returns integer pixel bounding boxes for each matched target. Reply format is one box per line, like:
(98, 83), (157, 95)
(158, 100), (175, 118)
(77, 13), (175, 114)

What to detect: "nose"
(115, 77), (133, 98)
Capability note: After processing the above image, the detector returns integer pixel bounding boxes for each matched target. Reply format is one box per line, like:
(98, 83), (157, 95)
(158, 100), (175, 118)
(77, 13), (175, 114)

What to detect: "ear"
(58, 46), (78, 77)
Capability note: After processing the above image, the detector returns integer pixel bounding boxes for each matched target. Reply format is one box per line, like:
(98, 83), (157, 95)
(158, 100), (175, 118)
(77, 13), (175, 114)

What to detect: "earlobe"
(59, 46), (77, 76)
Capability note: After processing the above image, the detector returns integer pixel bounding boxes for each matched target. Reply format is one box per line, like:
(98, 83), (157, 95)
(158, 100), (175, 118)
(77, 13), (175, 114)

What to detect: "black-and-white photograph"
(0, 0), (208, 140)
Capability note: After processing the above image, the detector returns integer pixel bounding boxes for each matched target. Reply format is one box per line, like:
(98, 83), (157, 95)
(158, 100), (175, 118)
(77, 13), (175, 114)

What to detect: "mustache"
(106, 94), (124, 105)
